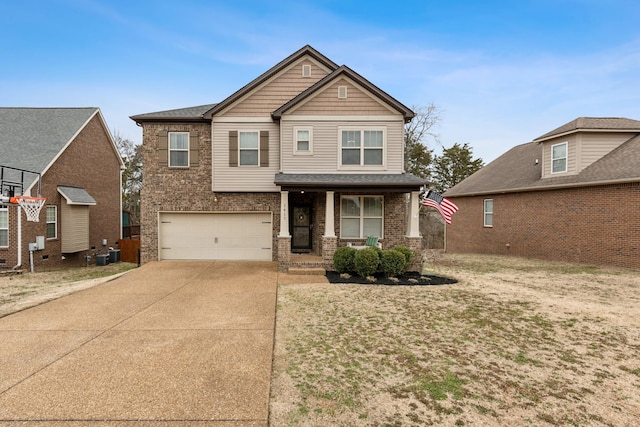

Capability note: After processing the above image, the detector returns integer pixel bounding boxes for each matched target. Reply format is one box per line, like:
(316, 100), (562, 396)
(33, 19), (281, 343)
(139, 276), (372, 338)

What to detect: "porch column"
(278, 191), (290, 237)
(324, 191), (336, 237)
(408, 191), (420, 237)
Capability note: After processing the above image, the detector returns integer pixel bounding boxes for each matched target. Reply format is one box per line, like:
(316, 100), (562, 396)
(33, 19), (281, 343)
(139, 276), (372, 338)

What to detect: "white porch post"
(279, 191), (290, 237)
(408, 191), (420, 237)
(324, 191), (336, 237)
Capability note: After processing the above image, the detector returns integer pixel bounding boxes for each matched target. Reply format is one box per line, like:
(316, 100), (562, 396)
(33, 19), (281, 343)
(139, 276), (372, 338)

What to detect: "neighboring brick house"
(131, 45), (425, 272)
(445, 117), (640, 269)
(0, 108), (123, 270)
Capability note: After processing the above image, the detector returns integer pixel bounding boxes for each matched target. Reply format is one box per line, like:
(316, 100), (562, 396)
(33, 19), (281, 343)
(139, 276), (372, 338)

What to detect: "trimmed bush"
(381, 249), (408, 277)
(392, 245), (415, 266)
(333, 246), (356, 273)
(354, 247), (380, 278)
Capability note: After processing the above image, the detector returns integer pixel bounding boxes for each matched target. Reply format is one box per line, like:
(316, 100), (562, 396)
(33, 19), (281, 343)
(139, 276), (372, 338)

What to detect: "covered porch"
(274, 173), (425, 272)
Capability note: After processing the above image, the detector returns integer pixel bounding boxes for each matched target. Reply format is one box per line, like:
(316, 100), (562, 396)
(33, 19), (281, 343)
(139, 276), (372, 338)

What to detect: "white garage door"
(159, 212), (272, 261)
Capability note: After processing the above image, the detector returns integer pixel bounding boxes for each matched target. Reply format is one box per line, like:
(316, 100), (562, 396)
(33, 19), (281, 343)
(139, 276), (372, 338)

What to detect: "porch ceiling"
(274, 173), (426, 192)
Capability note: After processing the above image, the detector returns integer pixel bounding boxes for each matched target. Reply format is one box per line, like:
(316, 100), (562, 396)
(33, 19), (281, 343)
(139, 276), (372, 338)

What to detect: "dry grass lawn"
(270, 253), (640, 426)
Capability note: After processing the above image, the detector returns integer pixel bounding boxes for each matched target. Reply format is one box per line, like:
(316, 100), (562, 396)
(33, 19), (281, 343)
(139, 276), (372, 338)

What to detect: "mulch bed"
(325, 271), (458, 286)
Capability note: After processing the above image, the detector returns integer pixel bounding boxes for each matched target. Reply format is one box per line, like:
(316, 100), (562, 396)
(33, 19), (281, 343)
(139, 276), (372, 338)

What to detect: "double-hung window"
(340, 196), (384, 238)
(551, 142), (567, 173)
(169, 132), (189, 167)
(0, 207), (7, 247)
(340, 129), (384, 166)
(484, 199), (493, 227)
(239, 131), (259, 166)
(46, 205), (57, 239)
(294, 128), (312, 155)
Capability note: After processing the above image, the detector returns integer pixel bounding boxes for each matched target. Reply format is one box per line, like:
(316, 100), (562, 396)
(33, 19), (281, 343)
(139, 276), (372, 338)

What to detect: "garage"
(159, 212), (273, 261)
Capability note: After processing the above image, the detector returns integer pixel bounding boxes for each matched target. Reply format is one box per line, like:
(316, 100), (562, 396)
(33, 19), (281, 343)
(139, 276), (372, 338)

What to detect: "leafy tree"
(431, 143), (484, 193)
(404, 104), (441, 179)
(113, 131), (142, 224)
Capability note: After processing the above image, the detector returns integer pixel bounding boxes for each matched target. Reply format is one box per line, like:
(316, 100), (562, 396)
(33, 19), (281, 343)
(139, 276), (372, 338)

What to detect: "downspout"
(15, 205), (22, 269)
(120, 166), (124, 239)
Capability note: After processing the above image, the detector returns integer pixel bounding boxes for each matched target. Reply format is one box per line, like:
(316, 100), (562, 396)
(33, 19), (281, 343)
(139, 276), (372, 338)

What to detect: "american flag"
(421, 190), (458, 224)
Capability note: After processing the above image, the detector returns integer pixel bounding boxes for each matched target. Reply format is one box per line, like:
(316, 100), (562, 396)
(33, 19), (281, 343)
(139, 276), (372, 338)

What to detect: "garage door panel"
(159, 213), (272, 261)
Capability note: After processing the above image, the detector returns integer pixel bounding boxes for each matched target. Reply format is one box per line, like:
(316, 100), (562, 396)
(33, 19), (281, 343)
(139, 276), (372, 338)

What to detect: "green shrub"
(354, 247), (380, 278)
(333, 246), (356, 273)
(381, 249), (408, 277)
(392, 246), (415, 266)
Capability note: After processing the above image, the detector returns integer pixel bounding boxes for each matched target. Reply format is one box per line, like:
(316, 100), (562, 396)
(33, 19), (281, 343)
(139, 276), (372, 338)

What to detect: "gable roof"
(203, 45), (340, 118)
(271, 65), (415, 122)
(446, 134), (640, 197)
(130, 104), (217, 123)
(534, 117), (640, 142)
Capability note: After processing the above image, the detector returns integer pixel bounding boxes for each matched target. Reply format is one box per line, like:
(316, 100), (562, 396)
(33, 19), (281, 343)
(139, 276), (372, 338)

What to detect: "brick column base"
(404, 236), (423, 273)
(277, 237), (291, 272)
(322, 236), (338, 270)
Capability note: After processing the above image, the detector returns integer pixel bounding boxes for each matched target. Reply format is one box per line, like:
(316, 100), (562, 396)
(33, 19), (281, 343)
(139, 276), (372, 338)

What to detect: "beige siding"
(212, 121), (280, 192)
(541, 135), (577, 178)
(293, 78), (396, 115)
(224, 58), (331, 116)
(279, 118), (405, 174)
(580, 132), (634, 171)
(61, 203), (89, 253)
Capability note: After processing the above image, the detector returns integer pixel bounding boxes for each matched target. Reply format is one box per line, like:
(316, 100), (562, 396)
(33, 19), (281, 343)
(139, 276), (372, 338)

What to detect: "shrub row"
(333, 245), (415, 278)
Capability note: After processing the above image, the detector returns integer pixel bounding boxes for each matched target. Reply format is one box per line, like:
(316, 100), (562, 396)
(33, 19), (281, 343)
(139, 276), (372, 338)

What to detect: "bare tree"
(113, 131), (142, 224)
(404, 103), (442, 179)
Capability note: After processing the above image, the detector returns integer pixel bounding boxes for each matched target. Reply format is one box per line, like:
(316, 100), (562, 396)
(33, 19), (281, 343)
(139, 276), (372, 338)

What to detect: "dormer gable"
(534, 117), (640, 179)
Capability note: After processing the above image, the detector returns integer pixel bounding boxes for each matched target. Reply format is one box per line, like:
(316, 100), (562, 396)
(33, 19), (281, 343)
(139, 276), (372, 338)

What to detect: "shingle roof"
(0, 107), (98, 177)
(275, 173), (426, 191)
(446, 134), (640, 197)
(534, 117), (640, 142)
(58, 186), (96, 205)
(130, 104), (217, 123)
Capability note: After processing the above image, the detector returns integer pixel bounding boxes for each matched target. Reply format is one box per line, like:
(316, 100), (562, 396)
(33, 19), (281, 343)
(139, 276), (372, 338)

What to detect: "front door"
(291, 205), (312, 251)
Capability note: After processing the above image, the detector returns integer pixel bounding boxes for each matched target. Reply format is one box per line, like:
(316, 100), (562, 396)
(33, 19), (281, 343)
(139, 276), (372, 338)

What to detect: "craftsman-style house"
(445, 117), (640, 269)
(131, 45), (425, 271)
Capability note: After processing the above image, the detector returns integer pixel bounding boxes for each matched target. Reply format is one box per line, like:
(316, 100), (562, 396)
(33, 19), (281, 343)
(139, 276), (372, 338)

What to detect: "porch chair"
(347, 236), (382, 250)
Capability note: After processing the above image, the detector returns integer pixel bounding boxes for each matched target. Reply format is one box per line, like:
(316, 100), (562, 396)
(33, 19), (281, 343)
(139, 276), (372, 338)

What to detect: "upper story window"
(302, 64), (311, 78)
(169, 132), (189, 167)
(340, 129), (384, 167)
(294, 128), (313, 155)
(340, 195), (384, 238)
(0, 207), (7, 247)
(551, 142), (567, 174)
(46, 205), (57, 239)
(484, 199), (493, 227)
(239, 131), (259, 166)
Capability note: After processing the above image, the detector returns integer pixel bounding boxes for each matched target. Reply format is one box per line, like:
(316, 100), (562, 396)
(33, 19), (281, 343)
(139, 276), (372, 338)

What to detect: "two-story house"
(445, 117), (640, 269)
(131, 45), (425, 272)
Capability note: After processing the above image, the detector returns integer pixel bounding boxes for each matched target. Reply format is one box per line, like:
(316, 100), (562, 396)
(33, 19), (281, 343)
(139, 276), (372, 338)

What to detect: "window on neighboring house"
(340, 129), (384, 166)
(294, 128), (312, 154)
(484, 199), (493, 227)
(239, 131), (259, 166)
(551, 142), (567, 173)
(169, 132), (189, 167)
(46, 205), (57, 239)
(340, 196), (384, 238)
(0, 207), (7, 247)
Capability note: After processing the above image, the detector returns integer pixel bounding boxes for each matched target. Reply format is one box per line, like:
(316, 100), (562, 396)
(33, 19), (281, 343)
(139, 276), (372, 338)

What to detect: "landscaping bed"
(325, 270), (458, 286)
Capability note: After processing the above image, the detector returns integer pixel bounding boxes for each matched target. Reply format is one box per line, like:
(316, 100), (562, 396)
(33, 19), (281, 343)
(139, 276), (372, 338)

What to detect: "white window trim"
(338, 85), (347, 99)
(293, 127), (313, 156)
(337, 127), (386, 170)
(46, 205), (57, 240)
(340, 195), (384, 239)
(0, 207), (8, 248)
(168, 131), (189, 168)
(551, 141), (568, 174)
(302, 64), (311, 78)
(238, 130), (260, 167)
(484, 199), (493, 228)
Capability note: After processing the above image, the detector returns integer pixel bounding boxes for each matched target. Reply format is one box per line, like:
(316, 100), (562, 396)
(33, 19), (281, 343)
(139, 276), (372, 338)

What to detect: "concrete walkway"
(0, 261), (278, 426)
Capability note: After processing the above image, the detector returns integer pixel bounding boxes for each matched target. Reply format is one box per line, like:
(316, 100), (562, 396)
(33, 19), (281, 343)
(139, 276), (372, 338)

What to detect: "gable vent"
(338, 85), (347, 99)
(302, 64), (311, 77)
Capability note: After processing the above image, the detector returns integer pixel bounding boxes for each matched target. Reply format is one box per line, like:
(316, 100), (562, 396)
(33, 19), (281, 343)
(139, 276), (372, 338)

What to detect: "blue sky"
(2, 0), (639, 163)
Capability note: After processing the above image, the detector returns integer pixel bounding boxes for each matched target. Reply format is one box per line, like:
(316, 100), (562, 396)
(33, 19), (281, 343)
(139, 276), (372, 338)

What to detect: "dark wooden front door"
(291, 205), (312, 251)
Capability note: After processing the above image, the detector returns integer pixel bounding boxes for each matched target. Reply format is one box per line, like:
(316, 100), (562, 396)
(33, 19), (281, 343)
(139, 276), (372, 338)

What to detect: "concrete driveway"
(0, 261), (278, 426)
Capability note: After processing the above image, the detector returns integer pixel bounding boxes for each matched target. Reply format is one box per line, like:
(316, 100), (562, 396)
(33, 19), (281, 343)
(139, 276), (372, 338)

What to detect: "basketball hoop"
(12, 196), (46, 222)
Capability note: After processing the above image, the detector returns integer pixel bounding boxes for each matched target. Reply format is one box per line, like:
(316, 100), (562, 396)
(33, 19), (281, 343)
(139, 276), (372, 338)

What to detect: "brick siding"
(446, 183), (640, 269)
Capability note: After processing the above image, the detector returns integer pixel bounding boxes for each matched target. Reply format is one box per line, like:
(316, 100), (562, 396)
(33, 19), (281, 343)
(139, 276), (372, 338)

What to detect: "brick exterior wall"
(446, 183), (640, 270)
(0, 115), (121, 270)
